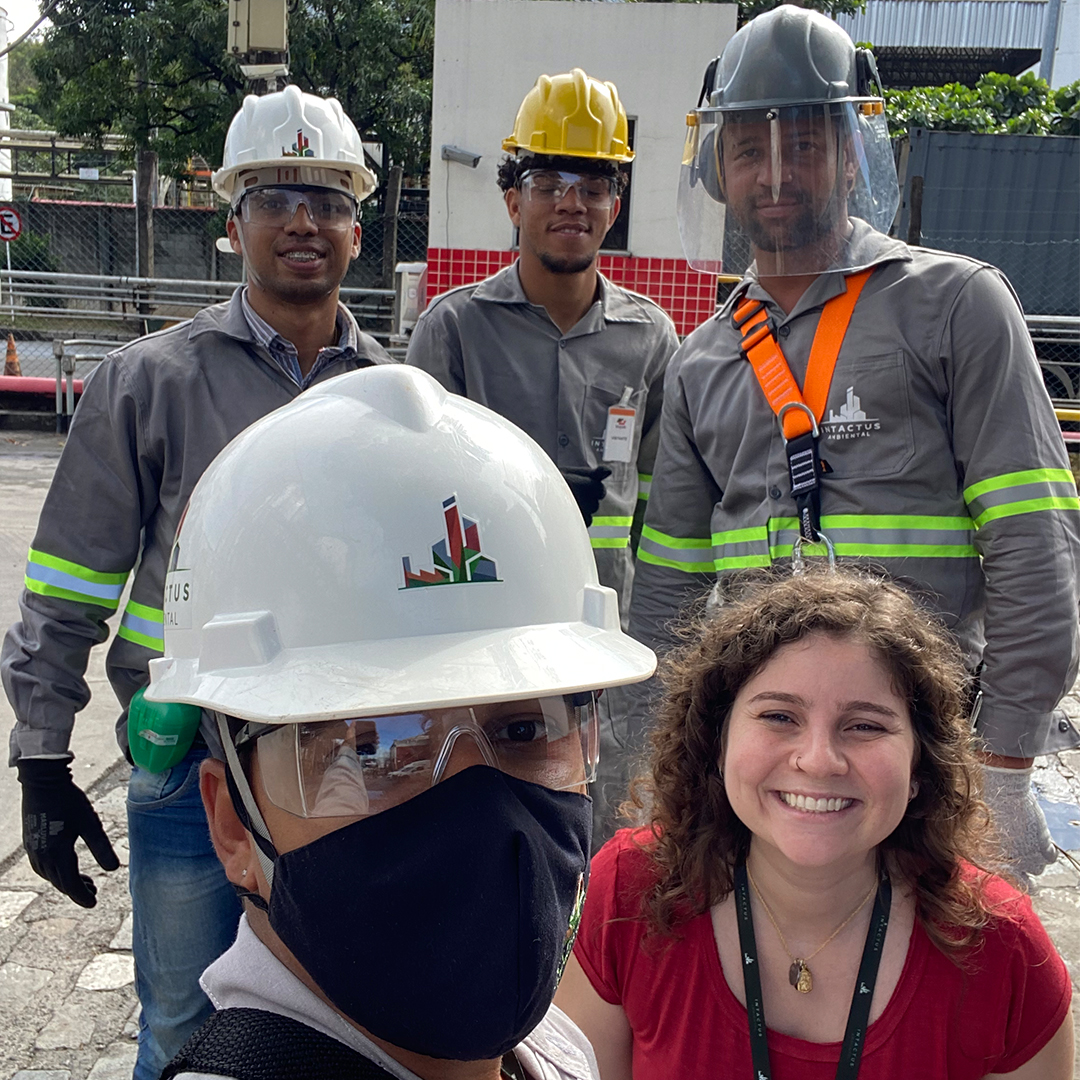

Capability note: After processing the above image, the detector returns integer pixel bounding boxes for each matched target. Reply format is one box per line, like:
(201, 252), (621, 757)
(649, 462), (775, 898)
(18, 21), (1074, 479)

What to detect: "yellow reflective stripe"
(712, 525), (771, 570)
(963, 468), (1076, 503)
(973, 496), (1080, 528)
(118, 600), (165, 651)
(637, 473), (652, 501)
(24, 548), (128, 608)
(766, 515), (978, 560)
(638, 525), (714, 573)
(963, 469), (1079, 527)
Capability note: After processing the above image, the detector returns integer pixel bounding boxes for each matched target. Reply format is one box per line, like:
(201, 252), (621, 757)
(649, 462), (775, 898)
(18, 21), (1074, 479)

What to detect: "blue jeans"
(127, 744), (242, 1080)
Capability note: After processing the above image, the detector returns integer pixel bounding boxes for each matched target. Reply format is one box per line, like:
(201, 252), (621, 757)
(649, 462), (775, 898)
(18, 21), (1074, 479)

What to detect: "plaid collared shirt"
(240, 287), (357, 389)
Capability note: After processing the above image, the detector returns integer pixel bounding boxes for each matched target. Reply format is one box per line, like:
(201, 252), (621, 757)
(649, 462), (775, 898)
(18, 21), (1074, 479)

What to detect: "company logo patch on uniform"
(821, 385), (881, 441)
(402, 495), (500, 588)
(282, 129), (314, 158)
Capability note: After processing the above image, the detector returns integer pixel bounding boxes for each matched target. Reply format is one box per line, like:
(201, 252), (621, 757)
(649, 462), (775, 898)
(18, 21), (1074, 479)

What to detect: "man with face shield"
(148, 364), (656, 1079)
(630, 5), (1080, 886)
(1, 85), (392, 1079)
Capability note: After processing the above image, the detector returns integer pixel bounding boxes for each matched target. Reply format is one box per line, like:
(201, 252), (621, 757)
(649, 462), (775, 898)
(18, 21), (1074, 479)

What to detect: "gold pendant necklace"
(745, 865), (878, 994)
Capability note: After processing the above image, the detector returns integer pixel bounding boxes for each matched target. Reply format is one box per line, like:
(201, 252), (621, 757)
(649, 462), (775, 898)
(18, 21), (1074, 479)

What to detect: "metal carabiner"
(777, 401), (820, 441)
(791, 530), (837, 576)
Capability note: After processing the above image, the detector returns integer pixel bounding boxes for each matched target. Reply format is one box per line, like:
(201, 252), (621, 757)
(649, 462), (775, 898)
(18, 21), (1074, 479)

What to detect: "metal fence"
(3, 272), (396, 378)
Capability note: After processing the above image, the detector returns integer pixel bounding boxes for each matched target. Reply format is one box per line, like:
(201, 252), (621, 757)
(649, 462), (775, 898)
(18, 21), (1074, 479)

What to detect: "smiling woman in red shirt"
(555, 570), (1073, 1080)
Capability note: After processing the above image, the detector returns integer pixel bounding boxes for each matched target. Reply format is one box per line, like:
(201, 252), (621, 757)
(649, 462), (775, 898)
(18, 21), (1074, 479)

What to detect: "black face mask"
(264, 765), (591, 1061)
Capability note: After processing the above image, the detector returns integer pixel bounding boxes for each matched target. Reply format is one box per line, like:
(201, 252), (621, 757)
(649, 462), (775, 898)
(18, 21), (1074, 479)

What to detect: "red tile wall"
(425, 248), (718, 338)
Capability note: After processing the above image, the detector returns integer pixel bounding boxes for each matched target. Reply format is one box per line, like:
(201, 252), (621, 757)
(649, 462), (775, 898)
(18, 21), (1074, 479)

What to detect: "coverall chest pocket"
(818, 351), (915, 479)
(582, 381), (644, 478)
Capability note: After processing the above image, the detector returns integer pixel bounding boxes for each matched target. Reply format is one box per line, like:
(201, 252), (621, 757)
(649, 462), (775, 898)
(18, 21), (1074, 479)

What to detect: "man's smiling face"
(505, 168), (621, 276)
(228, 186), (361, 307)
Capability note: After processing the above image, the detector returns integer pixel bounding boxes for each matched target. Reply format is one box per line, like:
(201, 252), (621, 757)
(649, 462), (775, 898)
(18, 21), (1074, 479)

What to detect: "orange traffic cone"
(4, 333), (20, 377)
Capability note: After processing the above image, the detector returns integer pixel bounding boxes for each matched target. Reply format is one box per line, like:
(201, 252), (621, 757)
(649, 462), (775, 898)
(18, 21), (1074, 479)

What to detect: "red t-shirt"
(574, 829), (1071, 1080)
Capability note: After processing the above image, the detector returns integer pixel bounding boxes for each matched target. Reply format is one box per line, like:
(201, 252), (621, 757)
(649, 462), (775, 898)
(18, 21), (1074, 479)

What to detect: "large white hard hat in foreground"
(212, 83), (377, 205)
(147, 366), (656, 722)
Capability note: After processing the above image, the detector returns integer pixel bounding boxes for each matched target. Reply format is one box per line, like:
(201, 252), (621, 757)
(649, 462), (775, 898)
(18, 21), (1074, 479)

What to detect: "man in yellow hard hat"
(407, 70), (678, 845)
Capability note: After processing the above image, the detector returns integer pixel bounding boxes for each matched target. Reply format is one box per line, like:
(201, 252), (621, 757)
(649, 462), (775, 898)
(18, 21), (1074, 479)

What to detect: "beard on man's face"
(538, 251), (598, 275)
(737, 190), (844, 254)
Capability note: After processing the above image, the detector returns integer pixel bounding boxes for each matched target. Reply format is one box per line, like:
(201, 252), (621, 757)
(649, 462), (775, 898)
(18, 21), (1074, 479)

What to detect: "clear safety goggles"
(519, 170), (617, 209)
(677, 101), (898, 276)
(236, 692), (600, 819)
(238, 186), (359, 231)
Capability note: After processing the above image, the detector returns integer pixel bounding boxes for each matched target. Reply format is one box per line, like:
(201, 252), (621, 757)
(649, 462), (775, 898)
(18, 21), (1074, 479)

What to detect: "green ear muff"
(127, 686), (203, 772)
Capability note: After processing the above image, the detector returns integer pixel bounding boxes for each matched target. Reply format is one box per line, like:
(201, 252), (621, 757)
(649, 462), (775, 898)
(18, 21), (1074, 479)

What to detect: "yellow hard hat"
(502, 69), (634, 163)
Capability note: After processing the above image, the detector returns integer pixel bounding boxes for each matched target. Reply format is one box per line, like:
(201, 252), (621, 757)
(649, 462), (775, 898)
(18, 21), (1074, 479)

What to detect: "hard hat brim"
(147, 619), (656, 723)
(213, 157), (378, 203)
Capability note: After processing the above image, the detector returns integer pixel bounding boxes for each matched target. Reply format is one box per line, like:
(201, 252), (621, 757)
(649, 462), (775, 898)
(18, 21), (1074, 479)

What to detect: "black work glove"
(560, 466), (612, 528)
(18, 758), (120, 908)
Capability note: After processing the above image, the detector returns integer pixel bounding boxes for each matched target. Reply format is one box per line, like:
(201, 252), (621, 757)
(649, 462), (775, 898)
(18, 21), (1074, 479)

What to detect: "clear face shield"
(677, 101), (899, 277)
(236, 692), (600, 819)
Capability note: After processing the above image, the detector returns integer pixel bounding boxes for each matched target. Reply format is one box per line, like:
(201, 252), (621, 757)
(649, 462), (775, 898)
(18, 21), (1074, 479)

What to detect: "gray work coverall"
(405, 261), (679, 841)
(1, 287), (392, 1070)
(630, 222), (1080, 760)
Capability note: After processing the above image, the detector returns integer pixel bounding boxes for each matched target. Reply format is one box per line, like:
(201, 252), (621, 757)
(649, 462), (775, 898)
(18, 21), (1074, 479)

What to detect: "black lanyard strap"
(733, 863), (892, 1080)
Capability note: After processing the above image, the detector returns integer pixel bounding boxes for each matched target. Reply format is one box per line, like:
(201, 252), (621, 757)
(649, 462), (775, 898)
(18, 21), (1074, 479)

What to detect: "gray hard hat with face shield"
(678, 6), (900, 277)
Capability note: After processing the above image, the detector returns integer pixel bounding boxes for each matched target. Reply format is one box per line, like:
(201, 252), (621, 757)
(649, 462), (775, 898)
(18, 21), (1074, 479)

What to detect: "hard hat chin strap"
(216, 711), (279, 891)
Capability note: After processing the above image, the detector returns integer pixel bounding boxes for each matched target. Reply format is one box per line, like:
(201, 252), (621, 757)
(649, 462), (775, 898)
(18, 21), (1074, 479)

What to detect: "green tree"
(8, 40), (49, 130)
(28, 0), (435, 179)
(886, 72), (1080, 138)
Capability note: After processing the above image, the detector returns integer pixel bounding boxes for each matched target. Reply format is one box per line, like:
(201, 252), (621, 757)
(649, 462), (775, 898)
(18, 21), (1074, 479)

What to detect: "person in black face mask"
(144, 364), (657, 1080)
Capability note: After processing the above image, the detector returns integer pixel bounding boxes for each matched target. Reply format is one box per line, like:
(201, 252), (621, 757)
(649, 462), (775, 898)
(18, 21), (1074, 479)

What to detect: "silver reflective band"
(520, 170), (617, 209)
(239, 187), (358, 230)
(242, 693), (600, 819)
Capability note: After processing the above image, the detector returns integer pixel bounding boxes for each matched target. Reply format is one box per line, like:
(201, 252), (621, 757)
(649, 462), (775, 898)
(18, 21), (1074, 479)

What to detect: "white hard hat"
(146, 366), (656, 723)
(212, 83), (377, 205)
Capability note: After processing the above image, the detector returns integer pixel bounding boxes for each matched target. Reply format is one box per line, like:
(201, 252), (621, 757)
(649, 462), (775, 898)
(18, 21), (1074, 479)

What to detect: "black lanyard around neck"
(733, 862), (892, 1080)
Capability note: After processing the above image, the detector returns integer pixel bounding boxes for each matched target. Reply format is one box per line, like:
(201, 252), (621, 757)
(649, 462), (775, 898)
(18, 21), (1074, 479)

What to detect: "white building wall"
(429, 0), (737, 259)
(1052, 0), (1079, 86)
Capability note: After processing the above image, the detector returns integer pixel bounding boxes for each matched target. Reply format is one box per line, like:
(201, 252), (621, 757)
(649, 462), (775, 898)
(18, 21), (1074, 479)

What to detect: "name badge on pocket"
(603, 387), (636, 464)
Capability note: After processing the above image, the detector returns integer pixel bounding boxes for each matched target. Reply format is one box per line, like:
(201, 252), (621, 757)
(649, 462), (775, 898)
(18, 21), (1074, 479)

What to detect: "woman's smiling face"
(722, 632), (917, 872)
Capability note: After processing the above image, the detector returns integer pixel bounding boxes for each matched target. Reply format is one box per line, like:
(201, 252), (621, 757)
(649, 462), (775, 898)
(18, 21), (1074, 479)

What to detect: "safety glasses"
(519, 170), (617, 209)
(237, 692), (599, 819)
(238, 187), (358, 231)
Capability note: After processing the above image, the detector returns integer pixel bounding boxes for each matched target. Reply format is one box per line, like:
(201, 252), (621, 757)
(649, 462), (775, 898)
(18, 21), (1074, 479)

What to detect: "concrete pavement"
(2, 436), (1080, 1078)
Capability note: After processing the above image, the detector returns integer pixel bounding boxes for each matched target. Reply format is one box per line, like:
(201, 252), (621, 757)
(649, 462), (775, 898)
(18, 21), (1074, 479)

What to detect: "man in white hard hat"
(406, 70), (678, 847)
(1, 84), (392, 1080)
(143, 364), (655, 1079)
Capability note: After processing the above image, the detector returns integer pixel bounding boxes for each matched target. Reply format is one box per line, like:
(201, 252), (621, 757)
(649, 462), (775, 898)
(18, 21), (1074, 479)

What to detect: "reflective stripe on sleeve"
(963, 469), (1080, 528)
(117, 600), (165, 651)
(637, 474), (652, 502)
(24, 547), (127, 609)
(638, 525), (715, 573)
(589, 516), (633, 550)
(768, 514), (978, 560)
(712, 525), (771, 570)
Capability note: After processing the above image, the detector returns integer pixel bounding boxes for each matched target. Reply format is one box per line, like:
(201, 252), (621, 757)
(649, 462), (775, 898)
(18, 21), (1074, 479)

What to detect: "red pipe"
(0, 375), (84, 394)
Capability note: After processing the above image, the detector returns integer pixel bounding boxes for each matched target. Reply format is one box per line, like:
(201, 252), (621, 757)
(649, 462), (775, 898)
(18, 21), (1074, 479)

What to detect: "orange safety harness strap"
(732, 268), (875, 543)
(733, 268), (874, 439)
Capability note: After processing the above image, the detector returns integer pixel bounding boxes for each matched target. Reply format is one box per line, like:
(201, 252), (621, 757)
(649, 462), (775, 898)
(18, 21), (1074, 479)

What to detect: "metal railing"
(1031, 316), (1080, 405)
(0, 270), (396, 341)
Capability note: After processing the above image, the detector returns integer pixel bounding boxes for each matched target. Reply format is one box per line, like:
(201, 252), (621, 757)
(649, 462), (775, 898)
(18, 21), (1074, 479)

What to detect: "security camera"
(441, 145), (482, 169)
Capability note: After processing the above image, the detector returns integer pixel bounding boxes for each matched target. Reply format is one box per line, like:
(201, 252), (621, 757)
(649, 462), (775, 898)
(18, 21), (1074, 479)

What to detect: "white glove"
(981, 765), (1057, 883)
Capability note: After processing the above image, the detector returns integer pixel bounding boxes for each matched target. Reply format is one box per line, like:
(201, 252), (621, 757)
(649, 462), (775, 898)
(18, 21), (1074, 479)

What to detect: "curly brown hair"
(628, 567), (999, 956)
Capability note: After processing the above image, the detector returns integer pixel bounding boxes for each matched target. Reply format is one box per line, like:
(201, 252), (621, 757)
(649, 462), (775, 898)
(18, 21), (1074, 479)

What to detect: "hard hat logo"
(402, 495), (500, 588)
(282, 129), (314, 158)
(212, 86), (376, 205)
